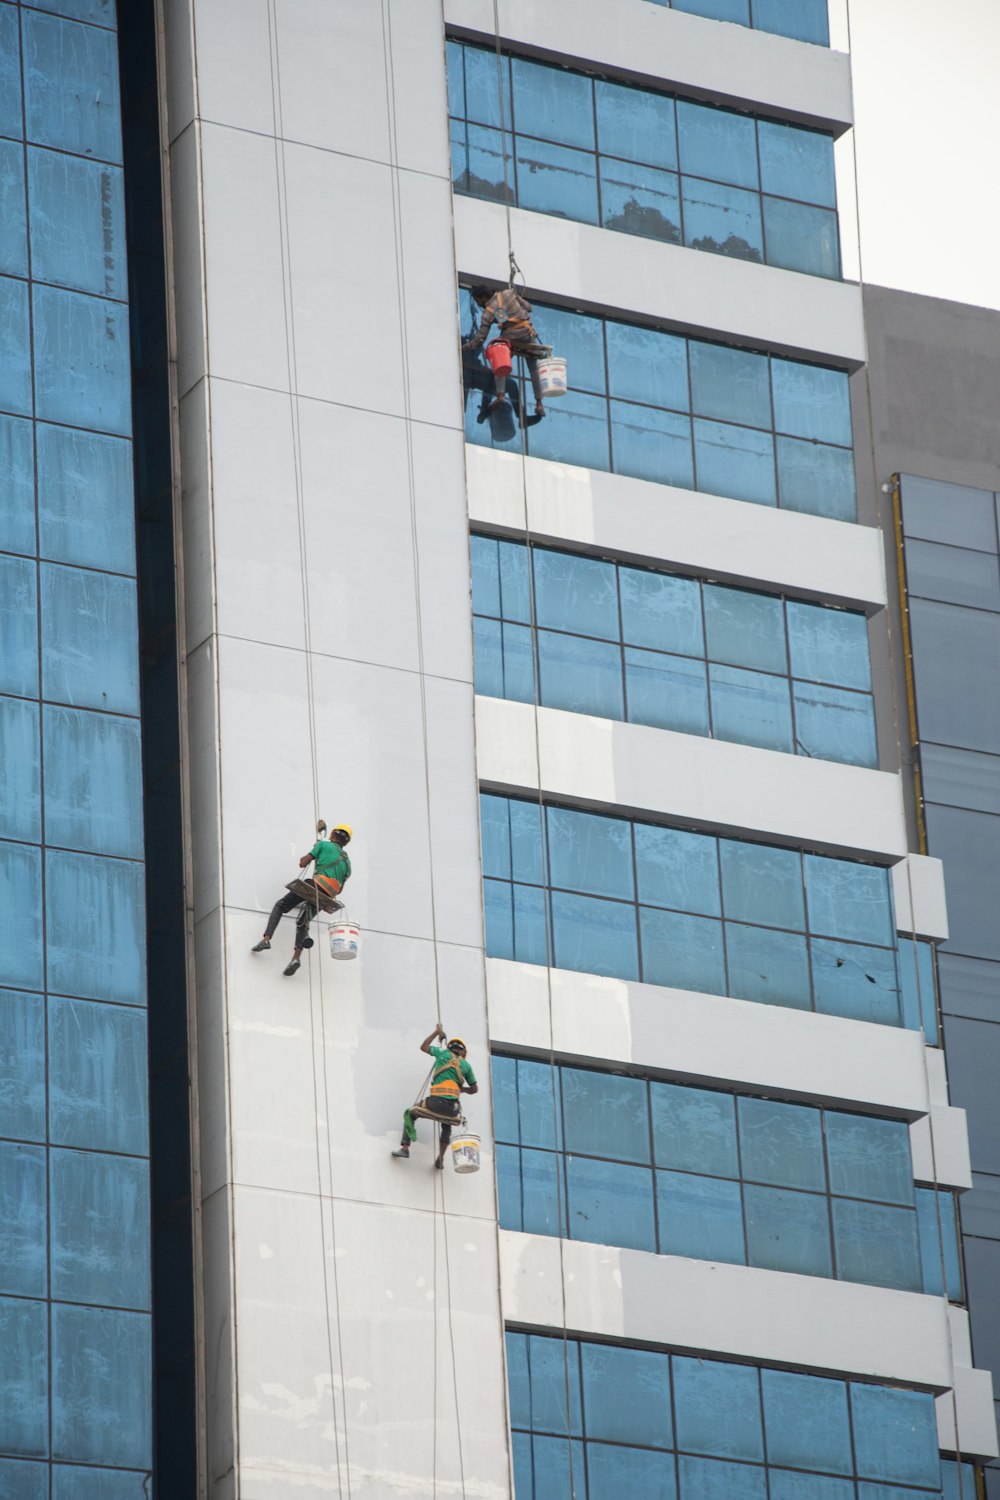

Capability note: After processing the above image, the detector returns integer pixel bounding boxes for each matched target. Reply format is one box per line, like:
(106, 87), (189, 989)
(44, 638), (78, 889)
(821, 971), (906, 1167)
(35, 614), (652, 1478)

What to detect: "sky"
(841, 0), (1000, 311)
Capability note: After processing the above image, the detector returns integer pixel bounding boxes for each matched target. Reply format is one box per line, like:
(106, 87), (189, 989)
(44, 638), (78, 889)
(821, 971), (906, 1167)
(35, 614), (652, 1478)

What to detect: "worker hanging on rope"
(251, 822), (352, 977)
(463, 283), (549, 423)
(392, 1025), (478, 1170)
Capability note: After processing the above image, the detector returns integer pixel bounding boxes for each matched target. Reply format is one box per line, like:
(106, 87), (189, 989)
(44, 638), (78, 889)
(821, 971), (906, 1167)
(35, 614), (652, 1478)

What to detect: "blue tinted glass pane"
(759, 123), (835, 208)
(678, 1456), (766, 1500)
(491, 1055), (518, 1142)
(704, 587), (786, 674)
(915, 1188), (962, 1300)
(511, 795), (546, 883)
(511, 1431), (532, 1498)
(40, 562), (140, 713)
(690, 343), (771, 430)
(0, 274), (32, 416)
(48, 997), (149, 1153)
(451, 120), (511, 204)
(28, 149), (126, 296)
(832, 1199), (921, 1290)
(772, 360), (851, 446)
(499, 622), (535, 703)
(566, 1155), (654, 1249)
(744, 1185), (833, 1275)
(460, 46), (511, 132)
(0, 991), (45, 1142)
(552, 891), (638, 980)
(811, 939), (901, 1025)
(793, 683), (877, 768)
(625, 649), (710, 736)
(0, 841), (43, 991)
(445, 40), (465, 118)
(674, 0), (749, 20)
(531, 1435), (585, 1500)
(46, 849), (146, 1004)
(635, 824), (719, 915)
(498, 542), (532, 627)
(695, 420), (775, 505)
(51, 1304), (152, 1467)
(0, 554), (38, 697)
(612, 401), (694, 489)
(897, 939), (937, 1042)
(683, 179), (763, 263)
(515, 136), (598, 225)
(0, 413), (35, 554)
(534, 550), (617, 639)
(37, 423), (135, 572)
(657, 1170), (745, 1264)
(53, 1468), (152, 1500)
(673, 1356), (764, 1460)
(0, 1459), (46, 1500)
(849, 1383), (939, 1488)
(678, 102), (758, 189)
(725, 923), (810, 1009)
(562, 1067), (649, 1164)
(511, 1146), (565, 1236)
(512, 882), (550, 965)
(528, 1332), (582, 1436)
(470, 534), (500, 615)
(777, 436), (857, 521)
(532, 307), (605, 395)
(0, 139), (27, 275)
(762, 1367), (852, 1475)
(0, 1297), (48, 1456)
(720, 841), (804, 929)
(709, 664), (792, 752)
(606, 321), (688, 409)
(539, 632), (623, 721)
(641, 907), (726, 993)
(507, 1329), (529, 1427)
(0, 5), (23, 142)
(43, 707), (143, 858)
(0, 695), (40, 842)
(596, 80), (677, 170)
(804, 856), (893, 946)
(51, 1149), (151, 1308)
(582, 1342), (672, 1446)
(620, 569), (702, 656)
(825, 1113), (913, 1205)
(517, 1057), (562, 1150)
(939, 1460), (979, 1500)
(787, 603), (871, 691)
(548, 806), (633, 900)
(473, 615), (504, 698)
(22, 11), (122, 161)
(601, 156), (681, 244)
(738, 1097), (824, 1189)
(753, 0), (830, 45)
(512, 58), (594, 149)
(761, 1475), (854, 1500)
(0, 1141), (46, 1296)
(588, 1443), (676, 1500)
(480, 794), (511, 878)
(652, 1083), (738, 1176)
(527, 389), (610, 472)
(33, 286), (131, 434)
(764, 200), (840, 279)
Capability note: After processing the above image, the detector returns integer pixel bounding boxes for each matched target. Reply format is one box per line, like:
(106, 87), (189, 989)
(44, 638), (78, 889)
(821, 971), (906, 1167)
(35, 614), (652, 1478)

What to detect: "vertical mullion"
(685, 331), (698, 498)
(631, 817), (643, 982)
(614, 560), (630, 727)
(591, 76), (602, 229)
(733, 1090), (752, 1270)
(697, 576), (715, 740)
(801, 850), (817, 1013)
(602, 316), (614, 478)
(715, 833), (730, 999)
(819, 1105), (840, 1283)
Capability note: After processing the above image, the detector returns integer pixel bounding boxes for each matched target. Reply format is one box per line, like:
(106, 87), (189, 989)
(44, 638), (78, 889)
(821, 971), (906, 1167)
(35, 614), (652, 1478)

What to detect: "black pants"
(264, 890), (312, 948)
(494, 330), (548, 405)
(404, 1095), (460, 1147)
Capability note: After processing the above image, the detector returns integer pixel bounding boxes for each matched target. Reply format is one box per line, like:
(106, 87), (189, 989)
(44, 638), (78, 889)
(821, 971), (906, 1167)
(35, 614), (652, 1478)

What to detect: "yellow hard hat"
(448, 1036), (467, 1053)
(332, 824), (352, 842)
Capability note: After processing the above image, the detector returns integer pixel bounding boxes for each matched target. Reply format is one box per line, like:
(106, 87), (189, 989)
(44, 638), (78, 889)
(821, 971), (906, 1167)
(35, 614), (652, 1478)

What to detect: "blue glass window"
(0, 273), (32, 416)
(42, 706), (143, 858)
(50, 1149), (151, 1308)
(563, 1067), (649, 1164)
(831, 1199), (921, 1290)
(582, 1341), (672, 1447)
(40, 563), (140, 714)
(0, 990), (46, 1142)
(27, 150), (126, 298)
(850, 1384), (940, 1489)
(753, 0), (830, 45)
(22, 10), (122, 162)
(762, 1368), (852, 1475)
(0, 138), (28, 276)
(738, 1096), (824, 1189)
(657, 1169), (745, 1263)
(0, 840), (44, 992)
(0, 4), (24, 143)
(0, 695), (41, 843)
(0, 554), (39, 698)
(915, 1188), (962, 1301)
(0, 1459), (47, 1500)
(51, 1305), (152, 1467)
(824, 1113), (913, 1205)
(596, 80), (677, 171)
(36, 423), (136, 573)
(744, 1183), (833, 1275)
(52, 1468), (152, 1500)
(0, 1141), (47, 1297)
(0, 1296), (48, 1457)
(566, 1155), (655, 1250)
(0, 413), (36, 555)
(32, 285), (131, 435)
(673, 1356), (763, 1460)
(48, 998), (149, 1155)
(652, 1083), (737, 1176)
(45, 850), (146, 1005)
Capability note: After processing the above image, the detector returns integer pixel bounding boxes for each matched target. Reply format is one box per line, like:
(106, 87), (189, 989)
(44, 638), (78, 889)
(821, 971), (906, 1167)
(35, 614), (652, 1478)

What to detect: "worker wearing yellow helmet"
(393, 1024), (477, 1169)
(252, 823), (352, 976)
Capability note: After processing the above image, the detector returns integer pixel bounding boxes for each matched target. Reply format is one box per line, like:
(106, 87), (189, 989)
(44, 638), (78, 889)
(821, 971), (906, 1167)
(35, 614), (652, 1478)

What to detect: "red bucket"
(484, 340), (513, 376)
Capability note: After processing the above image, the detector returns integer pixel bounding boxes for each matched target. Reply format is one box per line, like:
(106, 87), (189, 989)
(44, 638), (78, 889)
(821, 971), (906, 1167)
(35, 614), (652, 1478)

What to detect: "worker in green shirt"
(251, 823), (352, 976)
(393, 1025), (478, 1169)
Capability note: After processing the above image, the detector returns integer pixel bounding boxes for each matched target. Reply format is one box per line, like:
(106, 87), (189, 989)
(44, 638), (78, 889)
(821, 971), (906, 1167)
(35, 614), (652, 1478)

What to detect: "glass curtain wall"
(0, 2), (152, 1492)
(645, 0), (830, 45)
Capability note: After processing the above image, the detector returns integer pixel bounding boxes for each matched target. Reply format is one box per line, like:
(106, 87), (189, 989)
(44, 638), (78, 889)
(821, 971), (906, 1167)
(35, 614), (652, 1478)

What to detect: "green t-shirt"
(310, 840), (351, 884)
(430, 1045), (476, 1090)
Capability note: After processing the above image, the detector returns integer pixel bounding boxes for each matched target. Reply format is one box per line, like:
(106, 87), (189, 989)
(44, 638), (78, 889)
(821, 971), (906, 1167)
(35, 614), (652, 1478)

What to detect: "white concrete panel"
(398, 168), (467, 430)
(412, 421), (476, 685)
(446, 0), (853, 132)
(476, 696), (908, 859)
(423, 676), (489, 950)
(486, 958), (932, 1119)
(466, 445), (888, 611)
(201, 1186), (237, 1498)
(191, 0), (275, 137)
(168, 121), (207, 400)
(384, 0), (454, 178)
(160, 0), (195, 145)
(910, 1107), (973, 1193)
(456, 197), (867, 368)
(892, 853), (950, 941)
(178, 378), (213, 654)
(210, 379), (306, 654)
(500, 1231), (955, 1391)
(195, 906), (230, 1202)
(186, 638), (222, 924)
(941, 1368), (1000, 1462)
(200, 123), (289, 392)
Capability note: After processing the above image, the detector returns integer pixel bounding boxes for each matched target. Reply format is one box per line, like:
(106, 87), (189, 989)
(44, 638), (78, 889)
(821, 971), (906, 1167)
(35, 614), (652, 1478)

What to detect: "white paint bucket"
(536, 356), (567, 397)
(329, 919), (360, 961)
(450, 1131), (481, 1173)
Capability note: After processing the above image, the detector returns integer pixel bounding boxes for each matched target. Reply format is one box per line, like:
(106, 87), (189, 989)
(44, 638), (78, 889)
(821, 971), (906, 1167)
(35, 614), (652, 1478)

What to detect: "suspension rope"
(845, 6), (967, 1491)
(265, 6), (351, 1495)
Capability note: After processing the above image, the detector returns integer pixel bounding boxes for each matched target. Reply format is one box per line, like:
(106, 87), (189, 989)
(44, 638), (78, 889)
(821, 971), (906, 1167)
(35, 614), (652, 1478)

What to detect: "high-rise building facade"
(1, 3), (997, 1497)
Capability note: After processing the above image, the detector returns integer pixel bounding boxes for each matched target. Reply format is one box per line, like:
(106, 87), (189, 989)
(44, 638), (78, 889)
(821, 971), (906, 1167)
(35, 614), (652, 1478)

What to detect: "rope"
(845, 7), (966, 1490)
(265, 5), (351, 1494)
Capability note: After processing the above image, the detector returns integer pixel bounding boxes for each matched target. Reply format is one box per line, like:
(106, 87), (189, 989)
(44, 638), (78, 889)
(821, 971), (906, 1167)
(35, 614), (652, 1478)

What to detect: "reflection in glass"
(625, 649), (710, 736)
(776, 435), (856, 521)
(0, 992), (46, 1144)
(0, 414), (36, 555)
(515, 136), (599, 224)
(738, 1096), (825, 1190)
(596, 80), (677, 170)
(51, 1304), (152, 1467)
(690, 342), (771, 429)
(677, 101), (759, 189)
(552, 892), (638, 980)
(601, 157), (681, 243)
(763, 197), (840, 278)
(744, 1184), (832, 1276)
(512, 57), (595, 149)
(658, 1169), (745, 1264)
(611, 401), (694, 488)
(694, 419), (775, 504)
(709, 663), (792, 751)
(683, 177), (763, 263)
(832, 1199), (921, 1291)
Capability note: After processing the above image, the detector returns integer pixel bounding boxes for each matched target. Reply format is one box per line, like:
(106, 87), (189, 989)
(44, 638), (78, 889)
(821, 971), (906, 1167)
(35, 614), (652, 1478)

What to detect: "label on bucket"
(451, 1133), (481, 1173)
(329, 922), (360, 960)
